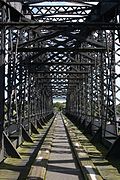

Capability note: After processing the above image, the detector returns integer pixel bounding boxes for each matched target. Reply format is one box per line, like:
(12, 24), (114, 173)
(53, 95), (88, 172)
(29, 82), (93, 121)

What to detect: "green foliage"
(116, 104), (120, 114)
(53, 102), (65, 111)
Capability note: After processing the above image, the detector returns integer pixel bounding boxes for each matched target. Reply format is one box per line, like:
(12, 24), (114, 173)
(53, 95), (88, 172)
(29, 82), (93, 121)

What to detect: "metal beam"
(23, 62), (95, 66)
(75, 0), (119, 43)
(37, 77), (84, 80)
(16, 47), (106, 52)
(6, 0), (102, 4)
(39, 82), (79, 84)
(30, 71), (89, 74)
(0, 22), (120, 30)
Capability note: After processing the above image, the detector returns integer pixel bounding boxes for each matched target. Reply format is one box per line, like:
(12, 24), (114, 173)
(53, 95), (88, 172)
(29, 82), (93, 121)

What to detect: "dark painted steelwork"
(0, 0), (120, 162)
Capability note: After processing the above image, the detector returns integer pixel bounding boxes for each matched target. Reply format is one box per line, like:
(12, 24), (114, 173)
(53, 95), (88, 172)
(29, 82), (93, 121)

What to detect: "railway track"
(27, 112), (83, 180)
(26, 113), (102, 180)
(0, 113), (120, 179)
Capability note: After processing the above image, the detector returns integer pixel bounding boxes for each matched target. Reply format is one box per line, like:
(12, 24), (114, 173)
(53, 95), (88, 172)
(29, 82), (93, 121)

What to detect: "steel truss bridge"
(0, 0), (120, 164)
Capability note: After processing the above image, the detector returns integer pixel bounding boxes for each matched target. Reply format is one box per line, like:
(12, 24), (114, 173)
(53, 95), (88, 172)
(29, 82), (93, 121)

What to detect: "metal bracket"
(83, 121), (92, 134)
(3, 132), (21, 158)
(37, 120), (43, 129)
(91, 126), (102, 143)
(80, 119), (85, 130)
(31, 123), (39, 134)
(40, 118), (46, 126)
(21, 125), (33, 143)
(106, 135), (120, 159)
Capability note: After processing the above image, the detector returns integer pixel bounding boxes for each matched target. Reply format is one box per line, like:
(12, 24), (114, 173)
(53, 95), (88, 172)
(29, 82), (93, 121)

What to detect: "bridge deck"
(0, 114), (120, 179)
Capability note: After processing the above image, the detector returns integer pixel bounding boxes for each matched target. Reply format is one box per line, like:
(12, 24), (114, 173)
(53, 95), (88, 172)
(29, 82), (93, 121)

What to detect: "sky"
(53, 97), (66, 103)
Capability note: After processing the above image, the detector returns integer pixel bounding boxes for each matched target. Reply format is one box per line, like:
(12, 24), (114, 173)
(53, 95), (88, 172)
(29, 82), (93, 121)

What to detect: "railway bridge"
(0, 0), (120, 179)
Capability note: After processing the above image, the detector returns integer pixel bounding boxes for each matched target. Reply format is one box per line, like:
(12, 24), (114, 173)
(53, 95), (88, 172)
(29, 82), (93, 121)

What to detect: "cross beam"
(16, 47), (106, 52)
(30, 71), (89, 74)
(23, 62), (95, 66)
(0, 22), (120, 30)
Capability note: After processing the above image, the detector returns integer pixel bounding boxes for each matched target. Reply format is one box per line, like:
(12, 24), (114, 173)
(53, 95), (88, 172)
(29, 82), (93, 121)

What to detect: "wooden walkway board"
(64, 116), (120, 180)
(0, 119), (53, 180)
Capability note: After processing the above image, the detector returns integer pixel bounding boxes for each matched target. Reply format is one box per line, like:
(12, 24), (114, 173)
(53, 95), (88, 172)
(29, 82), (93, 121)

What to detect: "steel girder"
(0, 0), (54, 161)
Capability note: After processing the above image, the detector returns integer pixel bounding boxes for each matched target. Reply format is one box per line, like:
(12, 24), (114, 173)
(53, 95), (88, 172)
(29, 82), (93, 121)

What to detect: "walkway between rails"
(46, 113), (82, 180)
